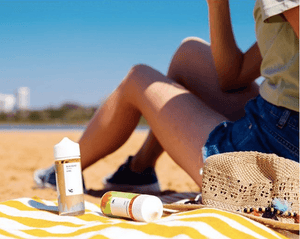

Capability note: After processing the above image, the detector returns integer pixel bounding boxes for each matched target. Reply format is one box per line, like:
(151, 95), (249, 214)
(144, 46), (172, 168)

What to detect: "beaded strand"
(241, 206), (298, 218)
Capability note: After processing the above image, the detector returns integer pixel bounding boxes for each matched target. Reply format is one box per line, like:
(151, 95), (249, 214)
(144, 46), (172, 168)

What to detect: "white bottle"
(100, 191), (163, 222)
(54, 137), (85, 216)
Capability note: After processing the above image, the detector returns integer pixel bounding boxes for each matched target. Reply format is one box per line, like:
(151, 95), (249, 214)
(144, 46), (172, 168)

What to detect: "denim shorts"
(202, 95), (299, 162)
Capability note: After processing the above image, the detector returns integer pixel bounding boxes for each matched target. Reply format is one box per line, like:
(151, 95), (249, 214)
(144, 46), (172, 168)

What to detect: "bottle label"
(110, 197), (131, 218)
(63, 162), (83, 196)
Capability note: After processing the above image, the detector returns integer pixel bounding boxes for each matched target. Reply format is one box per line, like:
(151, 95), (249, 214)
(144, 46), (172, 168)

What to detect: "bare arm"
(283, 6), (299, 38)
(234, 42), (262, 89)
(207, 1), (262, 91)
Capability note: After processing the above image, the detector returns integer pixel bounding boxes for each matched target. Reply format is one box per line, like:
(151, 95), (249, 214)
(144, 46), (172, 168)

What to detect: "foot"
(103, 156), (161, 194)
(33, 165), (57, 190)
(33, 165), (87, 193)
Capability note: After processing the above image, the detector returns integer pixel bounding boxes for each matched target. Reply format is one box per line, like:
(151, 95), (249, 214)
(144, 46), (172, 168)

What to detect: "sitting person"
(34, 0), (299, 193)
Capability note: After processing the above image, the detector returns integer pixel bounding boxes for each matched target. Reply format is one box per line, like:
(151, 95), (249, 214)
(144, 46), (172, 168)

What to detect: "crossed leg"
(79, 37), (259, 188)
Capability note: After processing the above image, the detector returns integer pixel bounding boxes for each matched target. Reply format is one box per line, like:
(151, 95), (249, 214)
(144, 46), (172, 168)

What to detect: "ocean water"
(0, 124), (149, 132)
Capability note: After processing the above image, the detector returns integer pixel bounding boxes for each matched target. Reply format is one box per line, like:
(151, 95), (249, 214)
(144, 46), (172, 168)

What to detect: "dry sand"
(0, 130), (199, 205)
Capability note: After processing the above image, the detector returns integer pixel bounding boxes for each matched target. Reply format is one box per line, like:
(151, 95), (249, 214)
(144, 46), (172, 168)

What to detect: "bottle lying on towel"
(100, 191), (163, 222)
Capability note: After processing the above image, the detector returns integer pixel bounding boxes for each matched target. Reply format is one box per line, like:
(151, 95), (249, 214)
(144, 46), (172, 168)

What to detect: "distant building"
(17, 87), (30, 110)
(0, 87), (30, 113)
(0, 94), (16, 113)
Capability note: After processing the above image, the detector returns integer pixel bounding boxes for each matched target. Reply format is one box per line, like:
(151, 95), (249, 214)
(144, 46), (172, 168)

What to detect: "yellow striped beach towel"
(0, 197), (288, 239)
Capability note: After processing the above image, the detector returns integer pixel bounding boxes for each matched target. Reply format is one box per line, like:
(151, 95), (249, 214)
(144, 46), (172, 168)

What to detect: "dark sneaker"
(33, 165), (86, 193)
(33, 165), (57, 190)
(103, 156), (161, 193)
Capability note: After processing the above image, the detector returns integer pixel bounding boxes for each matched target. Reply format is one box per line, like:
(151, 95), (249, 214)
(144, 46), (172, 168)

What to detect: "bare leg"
(130, 131), (163, 171)
(79, 63), (229, 187)
(129, 37), (259, 172)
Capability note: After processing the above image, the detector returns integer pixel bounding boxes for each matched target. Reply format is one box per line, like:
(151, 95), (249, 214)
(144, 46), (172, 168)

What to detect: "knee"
(168, 37), (210, 83)
(181, 36), (209, 45)
(129, 64), (151, 76)
(122, 64), (153, 88)
(178, 37), (210, 55)
(127, 64), (153, 83)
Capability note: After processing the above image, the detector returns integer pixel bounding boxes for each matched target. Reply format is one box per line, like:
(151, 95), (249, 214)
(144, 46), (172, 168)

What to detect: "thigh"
(168, 37), (259, 121)
(124, 64), (227, 187)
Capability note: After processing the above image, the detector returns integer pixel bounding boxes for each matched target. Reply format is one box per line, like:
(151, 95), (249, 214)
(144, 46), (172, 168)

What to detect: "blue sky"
(1, 0), (258, 109)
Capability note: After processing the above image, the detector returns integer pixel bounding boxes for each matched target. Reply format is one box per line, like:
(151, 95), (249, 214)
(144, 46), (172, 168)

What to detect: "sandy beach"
(0, 130), (199, 205)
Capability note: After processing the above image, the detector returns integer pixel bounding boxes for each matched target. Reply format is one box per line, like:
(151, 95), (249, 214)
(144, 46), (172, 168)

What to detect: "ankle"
(129, 156), (154, 173)
(129, 157), (144, 173)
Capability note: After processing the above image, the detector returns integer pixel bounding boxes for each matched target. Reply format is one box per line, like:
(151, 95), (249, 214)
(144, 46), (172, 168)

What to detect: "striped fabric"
(0, 197), (288, 239)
